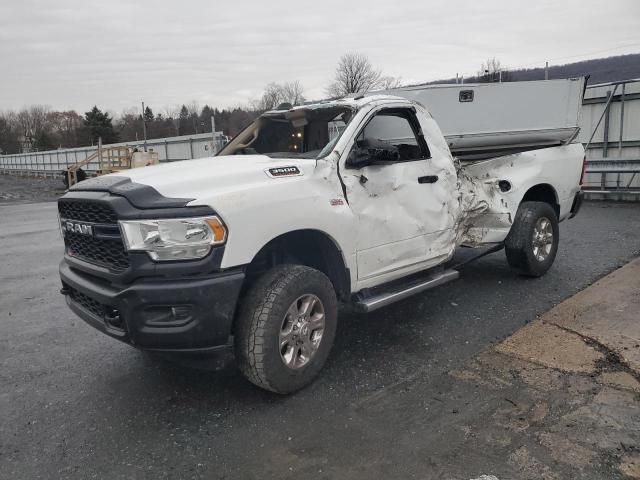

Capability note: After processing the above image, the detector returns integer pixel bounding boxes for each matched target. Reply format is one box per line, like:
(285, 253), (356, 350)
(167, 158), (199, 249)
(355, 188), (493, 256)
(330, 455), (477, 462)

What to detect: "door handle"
(418, 175), (439, 184)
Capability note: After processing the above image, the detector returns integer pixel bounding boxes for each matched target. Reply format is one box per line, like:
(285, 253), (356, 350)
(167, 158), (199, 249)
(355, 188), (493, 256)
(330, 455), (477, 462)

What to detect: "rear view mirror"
(346, 145), (371, 168)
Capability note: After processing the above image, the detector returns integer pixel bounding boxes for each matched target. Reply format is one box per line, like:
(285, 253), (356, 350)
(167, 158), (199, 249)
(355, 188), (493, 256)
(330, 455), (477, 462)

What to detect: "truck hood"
(112, 154), (314, 201)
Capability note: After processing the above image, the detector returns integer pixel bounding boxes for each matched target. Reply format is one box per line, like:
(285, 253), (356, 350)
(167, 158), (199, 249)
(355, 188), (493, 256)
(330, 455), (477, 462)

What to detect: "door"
(340, 106), (455, 283)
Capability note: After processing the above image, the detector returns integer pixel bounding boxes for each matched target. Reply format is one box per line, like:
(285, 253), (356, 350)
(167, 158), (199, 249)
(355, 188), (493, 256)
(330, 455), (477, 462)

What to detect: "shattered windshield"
(218, 106), (353, 159)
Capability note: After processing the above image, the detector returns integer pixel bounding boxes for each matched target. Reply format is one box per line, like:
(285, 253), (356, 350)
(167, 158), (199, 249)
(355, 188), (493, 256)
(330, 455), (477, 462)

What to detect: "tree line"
(0, 53), (509, 155)
(0, 104), (262, 155)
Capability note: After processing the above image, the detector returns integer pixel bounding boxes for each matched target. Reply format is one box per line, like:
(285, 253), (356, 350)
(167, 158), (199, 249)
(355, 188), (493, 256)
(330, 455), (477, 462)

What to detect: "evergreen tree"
(200, 105), (214, 133)
(178, 105), (191, 135)
(143, 106), (154, 123)
(83, 106), (118, 144)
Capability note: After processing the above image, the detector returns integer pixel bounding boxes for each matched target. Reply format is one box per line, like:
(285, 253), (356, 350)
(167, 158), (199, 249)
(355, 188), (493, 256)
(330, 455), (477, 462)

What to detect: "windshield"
(218, 106), (353, 159)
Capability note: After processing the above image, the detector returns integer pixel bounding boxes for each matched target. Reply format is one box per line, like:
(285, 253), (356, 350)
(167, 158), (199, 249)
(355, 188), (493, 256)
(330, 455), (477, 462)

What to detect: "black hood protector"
(69, 175), (193, 209)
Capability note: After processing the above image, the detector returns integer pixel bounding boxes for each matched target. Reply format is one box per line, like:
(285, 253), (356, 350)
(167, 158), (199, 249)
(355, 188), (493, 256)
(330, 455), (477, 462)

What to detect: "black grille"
(68, 286), (106, 319)
(66, 285), (125, 332)
(59, 200), (117, 224)
(65, 232), (130, 270)
(59, 199), (130, 271)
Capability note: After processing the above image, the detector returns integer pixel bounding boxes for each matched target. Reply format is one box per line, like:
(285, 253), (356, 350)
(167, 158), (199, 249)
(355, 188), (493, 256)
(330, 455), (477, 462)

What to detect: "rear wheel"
(505, 201), (559, 277)
(234, 264), (338, 394)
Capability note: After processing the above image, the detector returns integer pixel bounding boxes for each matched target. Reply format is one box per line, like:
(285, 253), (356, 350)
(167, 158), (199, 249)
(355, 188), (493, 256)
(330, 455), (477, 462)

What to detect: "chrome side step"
(353, 269), (460, 313)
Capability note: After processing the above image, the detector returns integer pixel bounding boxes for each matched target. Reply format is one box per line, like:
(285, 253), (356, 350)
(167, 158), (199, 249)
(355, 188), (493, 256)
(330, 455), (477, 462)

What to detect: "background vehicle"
(58, 79), (585, 394)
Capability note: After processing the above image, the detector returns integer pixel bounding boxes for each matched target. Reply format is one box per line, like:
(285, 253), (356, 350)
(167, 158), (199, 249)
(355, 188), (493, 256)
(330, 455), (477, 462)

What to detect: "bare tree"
(326, 53), (383, 97)
(163, 106), (180, 135)
(185, 101), (200, 133)
(163, 105), (179, 120)
(116, 108), (143, 142)
(281, 81), (305, 106)
(253, 81), (306, 111)
(379, 76), (403, 90)
(257, 83), (285, 111)
(187, 101), (200, 115)
(47, 110), (83, 147)
(477, 57), (512, 83)
(17, 105), (50, 140)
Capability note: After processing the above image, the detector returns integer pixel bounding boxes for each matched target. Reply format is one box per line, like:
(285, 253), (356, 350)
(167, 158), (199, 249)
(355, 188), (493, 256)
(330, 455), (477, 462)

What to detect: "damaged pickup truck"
(58, 79), (586, 393)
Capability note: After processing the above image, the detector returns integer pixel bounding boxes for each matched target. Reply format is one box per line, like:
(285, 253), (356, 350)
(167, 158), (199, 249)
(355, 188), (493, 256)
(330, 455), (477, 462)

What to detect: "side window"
(361, 112), (425, 161)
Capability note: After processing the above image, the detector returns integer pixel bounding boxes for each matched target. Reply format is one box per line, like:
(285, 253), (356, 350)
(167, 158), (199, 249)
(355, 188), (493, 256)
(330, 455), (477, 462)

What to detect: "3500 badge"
(265, 166), (303, 178)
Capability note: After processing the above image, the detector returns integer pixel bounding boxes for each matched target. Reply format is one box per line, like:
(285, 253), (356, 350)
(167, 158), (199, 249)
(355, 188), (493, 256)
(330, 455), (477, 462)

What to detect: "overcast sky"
(1, 0), (639, 115)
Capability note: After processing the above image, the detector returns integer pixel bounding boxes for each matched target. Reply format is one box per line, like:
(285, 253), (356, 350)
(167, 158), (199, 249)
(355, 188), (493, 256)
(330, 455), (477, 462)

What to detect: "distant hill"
(419, 53), (640, 86)
(511, 53), (640, 84)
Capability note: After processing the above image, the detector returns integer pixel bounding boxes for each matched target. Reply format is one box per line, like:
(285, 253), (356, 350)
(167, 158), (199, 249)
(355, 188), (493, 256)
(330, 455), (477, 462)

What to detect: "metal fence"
(583, 157), (640, 201)
(0, 132), (224, 178)
(578, 78), (640, 198)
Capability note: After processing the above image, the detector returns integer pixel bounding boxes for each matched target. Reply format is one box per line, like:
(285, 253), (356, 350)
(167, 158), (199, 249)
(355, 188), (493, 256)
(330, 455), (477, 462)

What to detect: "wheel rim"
(532, 217), (553, 262)
(279, 294), (325, 370)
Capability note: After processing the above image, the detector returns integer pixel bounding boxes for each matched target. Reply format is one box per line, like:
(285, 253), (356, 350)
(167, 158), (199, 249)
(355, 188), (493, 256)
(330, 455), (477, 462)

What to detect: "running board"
(353, 269), (460, 313)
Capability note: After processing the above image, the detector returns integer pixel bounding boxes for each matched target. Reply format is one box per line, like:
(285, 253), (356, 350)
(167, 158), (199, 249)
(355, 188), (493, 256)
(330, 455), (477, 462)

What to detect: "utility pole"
(544, 62), (549, 80)
(211, 114), (216, 153)
(141, 101), (148, 152)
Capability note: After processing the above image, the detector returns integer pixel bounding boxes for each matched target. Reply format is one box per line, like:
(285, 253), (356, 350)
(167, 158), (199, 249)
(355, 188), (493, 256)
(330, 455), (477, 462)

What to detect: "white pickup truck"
(58, 79), (586, 393)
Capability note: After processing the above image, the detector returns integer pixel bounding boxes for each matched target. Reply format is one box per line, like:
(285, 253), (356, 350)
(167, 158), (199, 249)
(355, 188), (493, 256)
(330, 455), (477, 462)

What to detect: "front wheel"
(505, 201), (559, 277)
(234, 264), (338, 394)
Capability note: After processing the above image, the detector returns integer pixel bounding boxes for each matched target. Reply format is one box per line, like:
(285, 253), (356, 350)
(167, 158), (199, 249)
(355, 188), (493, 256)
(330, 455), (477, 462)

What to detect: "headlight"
(119, 217), (226, 261)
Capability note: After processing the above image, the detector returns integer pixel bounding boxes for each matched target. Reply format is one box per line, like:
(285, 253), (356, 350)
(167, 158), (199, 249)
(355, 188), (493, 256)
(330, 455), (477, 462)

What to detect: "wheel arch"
(520, 183), (560, 217)
(242, 229), (351, 301)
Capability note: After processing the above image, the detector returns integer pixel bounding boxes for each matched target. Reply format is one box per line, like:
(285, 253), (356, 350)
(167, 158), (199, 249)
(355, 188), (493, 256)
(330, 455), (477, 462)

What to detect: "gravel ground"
(1, 200), (640, 479)
(0, 174), (65, 203)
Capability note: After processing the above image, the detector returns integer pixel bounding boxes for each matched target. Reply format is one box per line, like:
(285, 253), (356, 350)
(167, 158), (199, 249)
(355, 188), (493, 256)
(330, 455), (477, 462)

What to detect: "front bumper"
(60, 261), (245, 354)
(569, 190), (585, 219)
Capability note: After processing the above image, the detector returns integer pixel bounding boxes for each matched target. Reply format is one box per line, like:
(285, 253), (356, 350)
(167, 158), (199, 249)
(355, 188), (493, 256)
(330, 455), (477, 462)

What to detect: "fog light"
(171, 306), (192, 321)
(143, 305), (193, 327)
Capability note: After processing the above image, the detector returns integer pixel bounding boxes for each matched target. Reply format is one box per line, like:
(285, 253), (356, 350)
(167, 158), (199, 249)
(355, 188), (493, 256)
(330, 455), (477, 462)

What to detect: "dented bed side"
(456, 143), (585, 246)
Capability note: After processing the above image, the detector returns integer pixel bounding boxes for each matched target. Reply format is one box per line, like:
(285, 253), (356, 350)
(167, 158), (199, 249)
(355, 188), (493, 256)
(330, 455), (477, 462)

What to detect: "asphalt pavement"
(1, 200), (640, 480)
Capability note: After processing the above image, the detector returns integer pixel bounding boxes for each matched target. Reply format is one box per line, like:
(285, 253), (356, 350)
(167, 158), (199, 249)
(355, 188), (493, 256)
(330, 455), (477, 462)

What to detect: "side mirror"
(345, 140), (400, 168)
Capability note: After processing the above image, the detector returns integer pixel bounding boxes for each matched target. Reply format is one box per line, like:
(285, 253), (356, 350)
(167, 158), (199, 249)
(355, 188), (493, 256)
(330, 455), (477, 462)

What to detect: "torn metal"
(455, 150), (553, 247)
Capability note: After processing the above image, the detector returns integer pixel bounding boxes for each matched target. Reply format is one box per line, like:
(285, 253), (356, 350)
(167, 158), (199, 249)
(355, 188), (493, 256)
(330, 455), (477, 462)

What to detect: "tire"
(234, 264), (338, 394)
(505, 201), (559, 277)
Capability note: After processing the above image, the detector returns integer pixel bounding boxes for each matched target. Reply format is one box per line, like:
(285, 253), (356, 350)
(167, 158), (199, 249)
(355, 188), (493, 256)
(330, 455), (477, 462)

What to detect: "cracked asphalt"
(1, 197), (640, 480)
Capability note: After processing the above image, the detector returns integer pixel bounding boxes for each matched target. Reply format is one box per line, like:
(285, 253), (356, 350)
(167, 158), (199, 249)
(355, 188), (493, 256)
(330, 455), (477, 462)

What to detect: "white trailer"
(385, 78), (586, 158)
